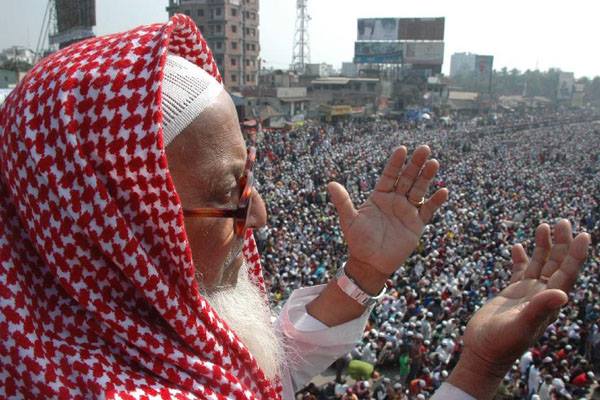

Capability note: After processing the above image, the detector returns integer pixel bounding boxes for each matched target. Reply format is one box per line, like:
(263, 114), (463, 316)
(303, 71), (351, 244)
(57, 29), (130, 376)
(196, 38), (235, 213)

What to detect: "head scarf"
(0, 15), (278, 399)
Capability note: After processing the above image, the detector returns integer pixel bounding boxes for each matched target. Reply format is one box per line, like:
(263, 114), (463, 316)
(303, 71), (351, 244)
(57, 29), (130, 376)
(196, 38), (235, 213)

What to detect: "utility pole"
(291, 0), (311, 74)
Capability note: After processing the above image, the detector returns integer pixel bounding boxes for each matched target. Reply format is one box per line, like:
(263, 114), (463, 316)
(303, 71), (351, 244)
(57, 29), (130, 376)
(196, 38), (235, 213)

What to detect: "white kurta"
(277, 285), (475, 399)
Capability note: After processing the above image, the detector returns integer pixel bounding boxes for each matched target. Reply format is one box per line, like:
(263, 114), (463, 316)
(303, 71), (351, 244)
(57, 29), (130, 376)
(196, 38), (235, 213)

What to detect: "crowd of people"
(251, 109), (600, 399)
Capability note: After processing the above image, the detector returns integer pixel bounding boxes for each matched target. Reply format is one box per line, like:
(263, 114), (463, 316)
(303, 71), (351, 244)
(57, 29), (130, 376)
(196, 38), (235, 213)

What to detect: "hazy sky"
(2, 0), (599, 78)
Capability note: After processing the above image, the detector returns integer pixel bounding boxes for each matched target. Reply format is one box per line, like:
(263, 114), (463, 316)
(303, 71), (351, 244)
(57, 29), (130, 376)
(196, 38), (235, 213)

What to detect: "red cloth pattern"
(0, 15), (279, 399)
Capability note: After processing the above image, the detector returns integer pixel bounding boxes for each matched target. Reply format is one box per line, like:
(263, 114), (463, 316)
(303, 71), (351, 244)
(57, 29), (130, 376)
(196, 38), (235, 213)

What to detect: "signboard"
(475, 55), (494, 91)
(55, 0), (96, 33)
(557, 72), (575, 100)
(357, 18), (400, 41)
(358, 18), (445, 41)
(354, 42), (403, 64)
(403, 42), (444, 65)
(49, 28), (95, 46)
(276, 87), (307, 99)
(398, 18), (445, 41)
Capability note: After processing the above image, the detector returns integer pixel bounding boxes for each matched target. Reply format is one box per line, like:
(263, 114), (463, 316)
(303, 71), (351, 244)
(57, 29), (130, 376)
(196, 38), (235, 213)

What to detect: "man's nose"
(247, 189), (267, 229)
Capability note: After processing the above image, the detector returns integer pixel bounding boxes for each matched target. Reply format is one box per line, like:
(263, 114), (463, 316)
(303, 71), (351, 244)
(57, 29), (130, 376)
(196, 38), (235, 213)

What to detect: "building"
(449, 52), (477, 77)
(449, 52), (494, 93)
(308, 77), (381, 118)
(167, 0), (260, 91)
(0, 69), (18, 89)
(0, 47), (36, 66)
(341, 62), (359, 78)
(0, 69), (28, 89)
(303, 63), (333, 77)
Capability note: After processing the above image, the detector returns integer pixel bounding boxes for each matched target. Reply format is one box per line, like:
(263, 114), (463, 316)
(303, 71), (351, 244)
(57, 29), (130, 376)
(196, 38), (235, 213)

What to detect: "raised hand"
(448, 219), (591, 399)
(328, 145), (448, 275)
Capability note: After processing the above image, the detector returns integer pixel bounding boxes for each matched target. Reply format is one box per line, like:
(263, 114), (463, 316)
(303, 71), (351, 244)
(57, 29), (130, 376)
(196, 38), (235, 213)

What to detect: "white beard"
(202, 261), (285, 380)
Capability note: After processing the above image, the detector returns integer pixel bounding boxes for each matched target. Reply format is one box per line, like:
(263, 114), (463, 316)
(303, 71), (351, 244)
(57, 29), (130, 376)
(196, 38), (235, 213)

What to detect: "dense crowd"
(251, 109), (600, 399)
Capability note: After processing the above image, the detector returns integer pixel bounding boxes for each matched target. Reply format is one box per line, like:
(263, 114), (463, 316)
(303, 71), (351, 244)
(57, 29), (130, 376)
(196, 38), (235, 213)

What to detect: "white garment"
(539, 382), (552, 400)
(277, 284), (475, 399)
(528, 365), (541, 395)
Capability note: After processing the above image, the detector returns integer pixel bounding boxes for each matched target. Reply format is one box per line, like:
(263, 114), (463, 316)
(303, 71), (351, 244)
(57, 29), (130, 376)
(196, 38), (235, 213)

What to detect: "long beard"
(202, 261), (285, 380)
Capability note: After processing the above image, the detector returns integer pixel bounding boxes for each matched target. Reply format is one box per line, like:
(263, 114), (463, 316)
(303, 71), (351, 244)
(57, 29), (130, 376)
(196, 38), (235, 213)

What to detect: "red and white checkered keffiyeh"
(0, 15), (279, 399)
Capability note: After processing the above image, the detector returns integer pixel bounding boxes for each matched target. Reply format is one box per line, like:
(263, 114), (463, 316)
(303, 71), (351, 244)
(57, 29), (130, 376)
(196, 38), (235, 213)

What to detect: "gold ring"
(409, 197), (426, 208)
(393, 175), (401, 190)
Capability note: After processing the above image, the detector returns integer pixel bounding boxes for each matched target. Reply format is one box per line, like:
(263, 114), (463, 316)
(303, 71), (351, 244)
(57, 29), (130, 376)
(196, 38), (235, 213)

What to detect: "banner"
(403, 42), (444, 65)
(557, 72), (575, 100)
(358, 18), (445, 41)
(354, 42), (403, 64)
(398, 18), (445, 41)
(357, 19), (400, 41)
(55, 0), (96, 33)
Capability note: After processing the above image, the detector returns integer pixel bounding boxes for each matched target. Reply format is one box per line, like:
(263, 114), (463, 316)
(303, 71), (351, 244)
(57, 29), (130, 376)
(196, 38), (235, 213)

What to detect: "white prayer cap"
(161, 54), (224, 147)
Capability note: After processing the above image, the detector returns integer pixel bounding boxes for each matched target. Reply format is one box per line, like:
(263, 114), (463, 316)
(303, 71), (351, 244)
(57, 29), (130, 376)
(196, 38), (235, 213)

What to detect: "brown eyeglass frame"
(183, 146), (256, 238)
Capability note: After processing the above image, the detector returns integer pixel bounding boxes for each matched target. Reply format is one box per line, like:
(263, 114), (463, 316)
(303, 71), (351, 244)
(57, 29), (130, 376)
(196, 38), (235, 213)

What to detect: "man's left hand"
(328, 145), (448, 276)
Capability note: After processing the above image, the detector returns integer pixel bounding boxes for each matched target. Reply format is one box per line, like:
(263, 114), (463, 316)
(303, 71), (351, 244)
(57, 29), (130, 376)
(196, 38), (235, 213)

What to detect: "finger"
(523, 224), (552, 279)
(547, 233), (591, 293)
(406, 159), (439, 204)
(418, 188), (448, 224)
(510, 243), (529, 284)
(327, 182), (358, 230)
(375, 146), (408, 192)
(394, 145), (431, 195)
(539, 219), (572, 279)
(517, 289), (568, 338)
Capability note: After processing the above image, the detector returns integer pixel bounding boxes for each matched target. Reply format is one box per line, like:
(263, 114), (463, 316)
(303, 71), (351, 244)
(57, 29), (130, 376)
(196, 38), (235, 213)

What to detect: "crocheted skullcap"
(161, 53), (224, 146)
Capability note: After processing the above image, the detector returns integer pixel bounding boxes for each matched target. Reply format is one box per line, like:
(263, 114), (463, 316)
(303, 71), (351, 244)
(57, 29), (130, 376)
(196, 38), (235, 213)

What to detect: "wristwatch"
(335, 262), (387, 307)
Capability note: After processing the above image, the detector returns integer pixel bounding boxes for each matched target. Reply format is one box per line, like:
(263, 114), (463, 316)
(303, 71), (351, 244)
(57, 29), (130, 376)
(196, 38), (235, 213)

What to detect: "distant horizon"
(1, 0), (599, 79)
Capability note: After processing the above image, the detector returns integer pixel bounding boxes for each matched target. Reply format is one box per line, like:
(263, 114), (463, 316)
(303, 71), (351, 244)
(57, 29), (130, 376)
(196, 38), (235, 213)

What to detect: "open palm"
(463, 220), (591, 369)
(328, 145), (448, 275)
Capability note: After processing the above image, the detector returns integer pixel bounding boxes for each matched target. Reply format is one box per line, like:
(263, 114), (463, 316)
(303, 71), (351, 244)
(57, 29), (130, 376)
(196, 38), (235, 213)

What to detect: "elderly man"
(0, 16), (591, 399)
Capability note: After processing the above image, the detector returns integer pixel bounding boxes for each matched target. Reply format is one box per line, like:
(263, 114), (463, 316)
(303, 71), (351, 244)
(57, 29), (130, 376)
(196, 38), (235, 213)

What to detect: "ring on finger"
(409, 197), (426, 209)
(393, 175), (401, 190)
(539, 275), (550, 283)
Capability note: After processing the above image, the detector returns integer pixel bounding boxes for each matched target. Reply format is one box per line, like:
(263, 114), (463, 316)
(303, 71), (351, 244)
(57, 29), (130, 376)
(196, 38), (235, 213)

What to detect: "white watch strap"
(335, 262), (386, 307)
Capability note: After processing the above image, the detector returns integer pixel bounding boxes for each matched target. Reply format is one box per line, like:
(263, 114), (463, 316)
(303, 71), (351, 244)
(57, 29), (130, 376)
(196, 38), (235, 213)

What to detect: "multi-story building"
(167, 0), (260, 91)
(0, 46), (37, 66)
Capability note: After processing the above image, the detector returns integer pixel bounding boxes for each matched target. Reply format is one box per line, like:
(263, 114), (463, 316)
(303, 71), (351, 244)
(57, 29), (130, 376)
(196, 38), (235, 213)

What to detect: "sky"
(2, 0), (599, 78)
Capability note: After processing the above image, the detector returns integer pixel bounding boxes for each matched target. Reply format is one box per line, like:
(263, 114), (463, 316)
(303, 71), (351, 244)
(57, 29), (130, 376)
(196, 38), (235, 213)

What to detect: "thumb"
(519, 289), (568, 333)
(327, 182), (358, 228)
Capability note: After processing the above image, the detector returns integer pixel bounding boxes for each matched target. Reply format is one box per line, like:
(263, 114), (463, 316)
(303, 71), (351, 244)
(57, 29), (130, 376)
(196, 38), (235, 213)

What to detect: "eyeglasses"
(183, 146), (256, 238)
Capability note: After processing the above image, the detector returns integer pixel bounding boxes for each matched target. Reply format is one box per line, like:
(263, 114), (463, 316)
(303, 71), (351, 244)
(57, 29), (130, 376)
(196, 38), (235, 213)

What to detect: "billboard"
(354, 42), (403, 64)
(357, 18), (445, 41)
(357, 19), (400, 41)
(557, 72), (575, 100)
(475, 55), (494, 89)
(403, 42), (444, 65)
(398, 18), (445, 41)
(55, 0), (96, 33)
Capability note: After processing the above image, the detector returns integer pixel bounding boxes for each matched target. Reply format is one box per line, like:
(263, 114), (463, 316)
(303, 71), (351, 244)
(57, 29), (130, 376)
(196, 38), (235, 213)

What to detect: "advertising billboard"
(358, 18), (445, 41)
(398, 18), (445, 41)
(52, 0), (96, 47)
(357, 18), (400, 41)
(354, 42), (403, 64)
(475, 55), (493, 81)
(557, 72), (575, 100)
(403, 42), (444, 65)
(55, 0), (96, 33)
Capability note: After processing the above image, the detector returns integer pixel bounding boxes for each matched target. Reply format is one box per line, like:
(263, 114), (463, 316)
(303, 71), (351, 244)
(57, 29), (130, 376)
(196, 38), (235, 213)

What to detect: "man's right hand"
(448, 219), (591, 400)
